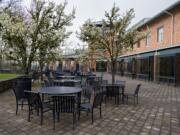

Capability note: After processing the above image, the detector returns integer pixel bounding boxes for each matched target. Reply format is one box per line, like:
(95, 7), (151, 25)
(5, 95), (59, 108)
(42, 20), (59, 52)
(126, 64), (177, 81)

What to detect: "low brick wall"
(0, 76), (28, 93)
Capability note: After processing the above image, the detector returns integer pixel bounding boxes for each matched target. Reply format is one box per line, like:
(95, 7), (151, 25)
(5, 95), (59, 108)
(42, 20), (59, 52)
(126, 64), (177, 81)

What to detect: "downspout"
(164, 11), (174, 45)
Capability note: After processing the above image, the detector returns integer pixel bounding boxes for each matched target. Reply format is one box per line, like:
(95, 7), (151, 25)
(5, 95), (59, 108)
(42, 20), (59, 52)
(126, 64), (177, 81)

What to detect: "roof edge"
(135, 1), (180, 29)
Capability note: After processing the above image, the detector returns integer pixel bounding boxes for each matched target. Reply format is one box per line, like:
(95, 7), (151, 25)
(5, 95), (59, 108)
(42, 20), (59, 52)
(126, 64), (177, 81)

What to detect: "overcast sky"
(25, 0), (179, 50)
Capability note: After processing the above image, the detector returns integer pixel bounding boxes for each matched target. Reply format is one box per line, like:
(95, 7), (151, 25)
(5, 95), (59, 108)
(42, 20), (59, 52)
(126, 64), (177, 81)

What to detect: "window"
(146, 34), (150, 47)
(157, 26), (164, 43)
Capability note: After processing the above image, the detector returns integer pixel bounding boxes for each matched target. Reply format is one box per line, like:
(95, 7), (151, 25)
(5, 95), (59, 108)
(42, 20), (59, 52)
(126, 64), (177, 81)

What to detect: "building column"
(175, 53), (180, 86)
(154, 52), (159, 82)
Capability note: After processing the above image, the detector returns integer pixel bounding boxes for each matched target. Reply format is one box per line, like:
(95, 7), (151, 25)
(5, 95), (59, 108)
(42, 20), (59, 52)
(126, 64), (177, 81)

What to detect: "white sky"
(24, 0), (179, 50)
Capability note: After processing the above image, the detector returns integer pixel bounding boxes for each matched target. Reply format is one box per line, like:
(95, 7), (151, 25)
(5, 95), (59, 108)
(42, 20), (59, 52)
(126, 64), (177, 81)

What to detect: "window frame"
(146, 33), (151, 47)
(157, 26), (164, 43)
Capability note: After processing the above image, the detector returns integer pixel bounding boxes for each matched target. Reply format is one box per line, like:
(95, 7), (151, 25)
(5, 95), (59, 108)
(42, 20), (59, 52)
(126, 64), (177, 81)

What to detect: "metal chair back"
(82, 86), (93, 100)
(13, 79), (31, 101)
(134, 84), (141, 95)
(63, 81), (75, 87)
(58, 96), (76, 113)
(101, 80), (108, 85)
(106, 85), (119, 98)
(93, 91), (103, 108)
(115, 80), (126, 85)
(24, 91), (42, 111)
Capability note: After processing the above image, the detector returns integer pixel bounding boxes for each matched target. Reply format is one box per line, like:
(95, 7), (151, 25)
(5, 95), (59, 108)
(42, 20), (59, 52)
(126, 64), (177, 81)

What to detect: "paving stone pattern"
(0, 73), (180, 135)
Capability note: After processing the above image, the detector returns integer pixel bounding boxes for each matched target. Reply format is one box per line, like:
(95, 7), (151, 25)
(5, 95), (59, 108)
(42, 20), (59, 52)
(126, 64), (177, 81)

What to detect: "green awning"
(157, 47), (180, 57)
(124, 56), (133, 62)
(96, 59), (107, 62)
(136, 52), (154, 59)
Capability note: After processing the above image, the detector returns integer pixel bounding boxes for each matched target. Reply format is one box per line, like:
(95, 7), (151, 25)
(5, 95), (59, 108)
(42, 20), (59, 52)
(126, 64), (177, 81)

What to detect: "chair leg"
(78, 110), (81, 120)
(91, 109), (94, 124)
(16, 102), (18, 115)
(100, 105), (102, 118)
(28, 106), (31, 122)
(115, 96), (116, 104)
(53, 98), (56, 130)
(21, 101), (24, 110)
(37, 105), (39, 116)
(57, 112), (60, 122)
(73, 112), (76, 130)
(117, 94), (120, 105)
(40, 110), (43, 125)
(127, 96), (128, 104)
(137, 96), (139, 104)
(122, 94), (125, 104)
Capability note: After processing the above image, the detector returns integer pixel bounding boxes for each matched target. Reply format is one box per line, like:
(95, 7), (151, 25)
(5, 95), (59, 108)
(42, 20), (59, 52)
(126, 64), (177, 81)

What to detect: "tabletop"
(53, 79), (81, 83)
(39, 86), (82, 95)
(56, 75), (76, 79)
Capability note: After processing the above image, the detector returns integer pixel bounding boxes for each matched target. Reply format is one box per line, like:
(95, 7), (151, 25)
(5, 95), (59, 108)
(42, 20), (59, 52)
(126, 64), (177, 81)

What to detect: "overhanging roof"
(118, 44), (180, 59)
(134, 1), (180, 29)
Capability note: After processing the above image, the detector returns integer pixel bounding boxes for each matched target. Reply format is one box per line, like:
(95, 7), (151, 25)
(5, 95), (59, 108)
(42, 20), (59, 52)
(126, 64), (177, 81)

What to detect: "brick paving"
(0, 73), (180, 135)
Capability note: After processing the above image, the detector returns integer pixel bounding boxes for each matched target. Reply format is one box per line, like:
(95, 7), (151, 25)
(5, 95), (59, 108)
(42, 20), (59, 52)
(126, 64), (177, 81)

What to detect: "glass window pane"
(157, 27), (164, 43)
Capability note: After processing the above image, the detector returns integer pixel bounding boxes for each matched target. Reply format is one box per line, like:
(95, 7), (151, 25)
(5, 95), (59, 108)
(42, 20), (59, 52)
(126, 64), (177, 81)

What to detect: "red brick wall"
(173, 5), (180, 45)
(125, 5), (180, 56)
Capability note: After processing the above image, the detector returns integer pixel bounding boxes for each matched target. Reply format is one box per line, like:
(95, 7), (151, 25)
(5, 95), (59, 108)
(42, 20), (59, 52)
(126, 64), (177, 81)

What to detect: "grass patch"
(0, 73), (21, 80)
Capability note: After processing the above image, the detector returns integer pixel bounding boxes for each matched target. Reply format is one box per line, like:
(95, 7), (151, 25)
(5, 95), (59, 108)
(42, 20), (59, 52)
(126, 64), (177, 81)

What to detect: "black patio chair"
(115, 80), (126, 102)
(115, 80), (126, 85)
(95, 76), (103, 82)
(31, 71), (40, 82)
(87, 78), (95, 86)
(106, 85), (120, 104)
(82, 86), (93, 103)
(13, 87), (28, 115)
(63, 81), (75, 87)
(99, 80), (108, 103)
(101, 80), (108, 85)
(78, 90), (103, 123)
(124, 84), (141, 105)
(24, 91), (54, 126)
(12, 83), (30, 115)
(42, 80), (54, 103)
(56, 95), (77, 129)
(92, 80), (101, 87)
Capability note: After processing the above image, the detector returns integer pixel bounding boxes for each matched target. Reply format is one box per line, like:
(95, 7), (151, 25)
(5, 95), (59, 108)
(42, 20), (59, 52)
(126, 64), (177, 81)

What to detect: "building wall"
(173, 5), (180, 44)
(125, 5), (180, 56)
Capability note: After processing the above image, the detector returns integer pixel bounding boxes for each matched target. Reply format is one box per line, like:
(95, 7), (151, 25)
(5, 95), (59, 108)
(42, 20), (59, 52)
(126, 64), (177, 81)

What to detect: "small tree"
(0, 0), (75, 74)
(79, 4), (145, 84)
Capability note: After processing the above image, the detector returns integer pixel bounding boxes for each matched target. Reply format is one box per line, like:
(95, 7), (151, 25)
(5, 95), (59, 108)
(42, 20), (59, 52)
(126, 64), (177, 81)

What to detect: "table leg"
(122, 87), (125, 104)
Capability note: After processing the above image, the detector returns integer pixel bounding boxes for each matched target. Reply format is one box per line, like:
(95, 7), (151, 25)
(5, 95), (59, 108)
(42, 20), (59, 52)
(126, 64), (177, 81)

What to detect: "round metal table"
(39, 86), (82, 95)
(39, 86), (82, 125)
(56, 75), (76, 79)
(54, 79), (81, 83)
(53, 79), (81, 86)
(100, 83), (125, 104)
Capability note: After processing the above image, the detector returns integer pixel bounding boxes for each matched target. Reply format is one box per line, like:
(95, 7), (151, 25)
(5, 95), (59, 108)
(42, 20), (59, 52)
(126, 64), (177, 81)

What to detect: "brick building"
(96, 1), (180, 85)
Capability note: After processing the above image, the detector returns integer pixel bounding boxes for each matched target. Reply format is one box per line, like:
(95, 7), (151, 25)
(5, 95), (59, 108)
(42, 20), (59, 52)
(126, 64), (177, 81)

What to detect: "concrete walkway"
(0, 73), (180, 135)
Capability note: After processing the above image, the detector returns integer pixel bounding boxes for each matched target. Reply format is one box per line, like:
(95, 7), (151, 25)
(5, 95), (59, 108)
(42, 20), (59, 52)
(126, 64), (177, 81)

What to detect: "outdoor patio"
(0, 73), (180, 135)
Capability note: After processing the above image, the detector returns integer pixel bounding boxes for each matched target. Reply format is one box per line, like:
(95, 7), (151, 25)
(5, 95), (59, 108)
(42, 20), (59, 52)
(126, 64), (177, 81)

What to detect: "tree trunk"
(26, 62), (32, 75)
(112, 71), (115, 84)
(111, 60), (117, 84)
(22, 62), (29, 75)
(39, 62), (44, 81)
(25, 67), (29, 75)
